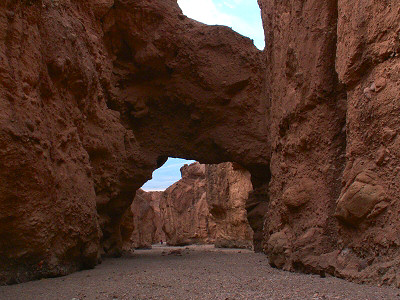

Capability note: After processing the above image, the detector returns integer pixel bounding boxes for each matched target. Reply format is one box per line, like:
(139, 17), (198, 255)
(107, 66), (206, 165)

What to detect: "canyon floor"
(1, 245), (399, 300)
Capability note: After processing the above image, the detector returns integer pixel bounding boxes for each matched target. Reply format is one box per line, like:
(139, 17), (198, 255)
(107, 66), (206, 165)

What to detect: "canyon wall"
(159, 162), (253, 249)
(206, 163), (254, 250)
(160, 163), (216, 246)
(0, 0), (266, 284)
(120, 162), (253, 249)
(0, 0), (399, 288)
(121, 189), (165, 250)
(259, 0), (400, 286)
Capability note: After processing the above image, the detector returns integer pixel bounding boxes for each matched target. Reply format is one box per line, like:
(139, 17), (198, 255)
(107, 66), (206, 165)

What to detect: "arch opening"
(177, 0), (265, 50)
(96, 0), (271, 261)
(142, 158), (196, 192)
(121, 158), (259, 252)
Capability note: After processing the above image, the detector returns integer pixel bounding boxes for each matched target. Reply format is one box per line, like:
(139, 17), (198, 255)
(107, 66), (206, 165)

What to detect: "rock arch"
(1, 0), (400, 288)
(0, 0), (270, 284)
(98, 0), (271, 254)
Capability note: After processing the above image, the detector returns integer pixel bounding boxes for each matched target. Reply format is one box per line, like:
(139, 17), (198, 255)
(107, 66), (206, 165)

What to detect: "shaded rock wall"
(0, 0), (266, 284)
(121, 189), (165, 250)
(157, 162), (254, 248)
(259, 0), (400, 287)
(259, 0), (347, 274)
(0, 0), (154, 284)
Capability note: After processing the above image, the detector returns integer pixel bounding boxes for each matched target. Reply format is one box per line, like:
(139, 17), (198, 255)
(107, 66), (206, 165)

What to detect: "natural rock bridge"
(0, 0), (400, 288)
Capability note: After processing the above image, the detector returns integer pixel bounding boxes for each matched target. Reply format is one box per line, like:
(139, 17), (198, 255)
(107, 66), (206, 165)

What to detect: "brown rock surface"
(259, 0), (400, 287)
(125, 162), (254, 249)
(333, 0), (400, 286)
(335, 171), (387, 226)
(0, 0), (147, 284)
(260, 0), (347, 277)
(159, 162), (253, 249)
(206, 163), (254, 249)
(120, 189), (165, 250)
(0, 0), (400, 289)
(160, 162), (216, 246)
(0, 0), (266, 284)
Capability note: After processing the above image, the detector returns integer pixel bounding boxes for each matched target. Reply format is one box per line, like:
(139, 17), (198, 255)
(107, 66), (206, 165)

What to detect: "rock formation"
(123, 162), (253, 249)
(206, 163), (254, 249)
(121, 189), (165, 250)
(160, 163), (216, 246)
(159, 162), (254, 249)
(0, 0), (399, 288)
(259, 0), (400, 287)
(0, 0), (265, 284)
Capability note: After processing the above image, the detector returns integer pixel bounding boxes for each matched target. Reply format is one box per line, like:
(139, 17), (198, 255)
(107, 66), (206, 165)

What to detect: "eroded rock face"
(160, 163), (216, 246)
(121, 189), (165, 250)
(259, 0), (400, 287)
(335, 171), (387, 226)
(0, 0), (266, 284)
(259, 0), (347, 279)
(157, 162), (254, 248)
(206, 163), (254, 250)
(0, 0), (153, 283)
(1, 0), (400, 288)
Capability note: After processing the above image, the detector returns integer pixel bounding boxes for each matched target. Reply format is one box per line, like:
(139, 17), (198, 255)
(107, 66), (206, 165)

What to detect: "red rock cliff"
(1, 0), (400, 288)
(259, 0), (400, 286)
(0, 0), (266, 284)
(121, 189), (165, 250)
(159, 162), (253, 248)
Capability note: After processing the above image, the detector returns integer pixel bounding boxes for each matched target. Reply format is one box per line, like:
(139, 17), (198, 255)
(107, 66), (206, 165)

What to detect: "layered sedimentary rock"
(121, 189), (165, 250)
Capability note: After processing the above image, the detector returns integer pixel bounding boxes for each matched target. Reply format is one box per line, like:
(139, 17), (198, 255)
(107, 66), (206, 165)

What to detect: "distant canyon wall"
(205, 163), (254, 249)
(120, 189), (165, 250)
(122, 162), (253, 250)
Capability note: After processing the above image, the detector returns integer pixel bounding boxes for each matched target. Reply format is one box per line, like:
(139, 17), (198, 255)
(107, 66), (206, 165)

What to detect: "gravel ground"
(1, 245), (399, 300)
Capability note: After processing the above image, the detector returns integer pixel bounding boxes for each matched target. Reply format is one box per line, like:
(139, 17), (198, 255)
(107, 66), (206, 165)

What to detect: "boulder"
(335, 171), (387, 226)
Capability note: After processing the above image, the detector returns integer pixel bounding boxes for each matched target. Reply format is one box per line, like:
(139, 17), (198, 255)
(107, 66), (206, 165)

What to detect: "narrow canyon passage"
(2, 0), (400, 291)
(1, 246), (398, 300)
(121, 160), (256, 251)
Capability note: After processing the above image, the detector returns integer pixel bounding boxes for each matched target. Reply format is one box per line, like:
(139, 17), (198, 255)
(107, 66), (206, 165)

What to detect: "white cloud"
(223, 1), (235, 9)
(141, 158), (195, 191)
(177, 0), (265, 49)
(178, 0), (232, 26)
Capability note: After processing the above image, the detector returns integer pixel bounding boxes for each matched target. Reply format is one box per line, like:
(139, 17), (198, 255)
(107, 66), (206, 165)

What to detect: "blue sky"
(142, 1), (264, 191)
(178, 0), (265, 49)
(142, 158), (195, 191)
